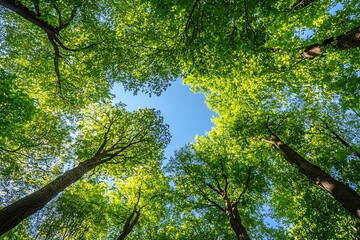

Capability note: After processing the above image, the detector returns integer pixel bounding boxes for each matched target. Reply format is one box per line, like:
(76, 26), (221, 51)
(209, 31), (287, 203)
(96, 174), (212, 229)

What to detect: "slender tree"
(0, 103), (170, 235)
(259, 117), (360, 219)
(169, 132), (271, 239)
(116, 187), (161, 240)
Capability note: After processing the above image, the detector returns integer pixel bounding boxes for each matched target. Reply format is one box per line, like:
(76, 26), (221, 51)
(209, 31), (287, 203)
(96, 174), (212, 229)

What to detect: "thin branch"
(274, 114), (290, 131)
(223, 174), (229, 196)
(349, 107), (360, 118)
(305, 131), (332, 137)
(52, 2), (63, 26)
(95, 119), (115, 155)
(323, 121), (360, 159)
(292, 0), (315, 10)
(235, 167), (252, 204)
(31, 0), (40, 16)
(135, 186), (142, 208)
(107, 128), (147, 153)
(54, 35), (105, 52)
(57, 6), (77, 31)
(195, 182), (226, 213)
(265, 116), (273, 134)
(243, 0), (255, 44)
(0, 146), (23, 153)
(185, 0), (200, 47)
(206, 182), (222, 195)
(47, 34), (64, 98)
(214, 177), (223, 193)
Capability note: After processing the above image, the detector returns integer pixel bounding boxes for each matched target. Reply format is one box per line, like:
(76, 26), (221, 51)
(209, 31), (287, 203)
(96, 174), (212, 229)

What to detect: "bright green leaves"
(74, 102), (170, 169)
(1, 0), (359, 238)
(0, 101), (171, 238)
(160, 0), (360, 237)
(34, 182), (112, 239)
(0, 68), (36, 137)
(0, 0), (182, 112)
(168, 127), (272, 238)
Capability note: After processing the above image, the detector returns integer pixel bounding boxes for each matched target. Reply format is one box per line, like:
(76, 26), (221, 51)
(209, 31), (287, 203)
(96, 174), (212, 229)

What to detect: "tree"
(0, 102), (170, 236)
(17, 164), (170, 240)
(1, 0), (360, 238)
(259, 117), (360, 219)
(0, 0), (181, 110)
(168, 131), (272, 239)
(112, 169), (169, 240)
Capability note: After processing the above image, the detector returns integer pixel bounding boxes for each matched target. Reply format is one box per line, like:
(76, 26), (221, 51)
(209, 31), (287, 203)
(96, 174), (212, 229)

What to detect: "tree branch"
(235, 167), (252, 204)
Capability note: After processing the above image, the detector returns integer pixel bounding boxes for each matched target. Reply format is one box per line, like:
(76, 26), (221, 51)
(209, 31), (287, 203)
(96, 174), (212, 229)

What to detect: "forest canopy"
(0, 0), (359, 239)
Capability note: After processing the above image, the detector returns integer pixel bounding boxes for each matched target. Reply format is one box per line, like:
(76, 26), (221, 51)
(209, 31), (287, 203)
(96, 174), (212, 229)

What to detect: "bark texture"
(223, 196), (251, 240)
(117, 188), (144, 240)
(262, 130), (360, 219)
(0, 154), (103, 235)
(117, 208), (141, 240)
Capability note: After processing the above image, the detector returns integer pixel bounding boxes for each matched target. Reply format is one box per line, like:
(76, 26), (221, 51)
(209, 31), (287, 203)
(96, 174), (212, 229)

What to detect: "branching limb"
(185, 0), (200, 47)
(0, 146), (23, 153)
(47, 35), (64, 98)
(95, 119), (115, 155)
(235, 167), (252, 205)
(322, 121), (360, 159)
(195, 182), (226, 213)
(206, 182), (222, 195)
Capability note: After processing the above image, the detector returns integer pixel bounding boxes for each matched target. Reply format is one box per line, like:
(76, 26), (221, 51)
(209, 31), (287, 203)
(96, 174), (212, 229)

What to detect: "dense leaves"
(1, 0), (359, 239)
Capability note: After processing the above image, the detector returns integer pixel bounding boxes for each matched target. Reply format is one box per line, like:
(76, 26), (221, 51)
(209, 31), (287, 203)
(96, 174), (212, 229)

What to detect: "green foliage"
(0, 68), (36, 137)
(1, 0), (360, 239)
(0, 0), (181, 111)
(167, 129), (273, 239)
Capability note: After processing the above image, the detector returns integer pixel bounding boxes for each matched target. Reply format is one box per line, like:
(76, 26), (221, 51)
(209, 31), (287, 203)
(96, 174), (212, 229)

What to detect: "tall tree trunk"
(263, 133), (360, 219)
(117, 208), (141, 240)
(302, 26), (360, 58)
(0, 154), (104, 235)
(223, 196), (251, 240)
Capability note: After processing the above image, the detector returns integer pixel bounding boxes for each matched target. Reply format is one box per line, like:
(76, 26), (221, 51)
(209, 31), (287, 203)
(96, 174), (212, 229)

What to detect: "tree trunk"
(302, 26), (360, 58)
(0, 0), (58, 35)
(117, 209), (141, 240)
(270, 133), (360, 219)
(223, 197), (251, 240)
(0, 154), (104, 235)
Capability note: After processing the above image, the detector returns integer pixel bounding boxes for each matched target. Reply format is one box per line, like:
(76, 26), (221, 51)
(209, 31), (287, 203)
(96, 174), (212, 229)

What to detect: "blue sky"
(112, 79), (215, 159)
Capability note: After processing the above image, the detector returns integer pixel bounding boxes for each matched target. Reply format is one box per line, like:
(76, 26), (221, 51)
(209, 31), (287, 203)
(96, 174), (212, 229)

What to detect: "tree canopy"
(0, 0), (359, 239)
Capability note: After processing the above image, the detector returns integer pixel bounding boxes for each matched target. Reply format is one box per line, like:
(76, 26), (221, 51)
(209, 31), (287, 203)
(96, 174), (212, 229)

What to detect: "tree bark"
(117, 208), (141, 240)
(0, 154), (104, 235)
(265, 133), (360, 219)
(302, 26), (360, 58)
(223, 196), (251, 240)
(0, 0), (58, 35)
